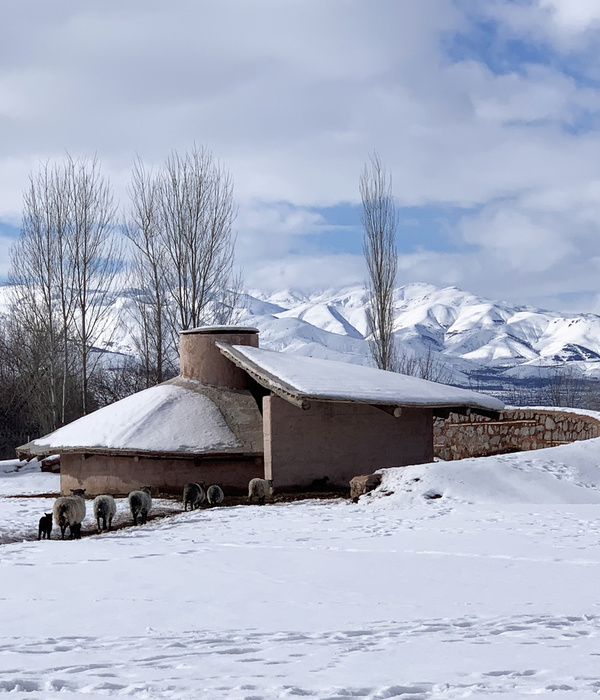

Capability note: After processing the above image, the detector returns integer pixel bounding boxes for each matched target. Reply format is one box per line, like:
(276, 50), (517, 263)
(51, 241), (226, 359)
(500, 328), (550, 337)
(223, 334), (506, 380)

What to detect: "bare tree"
(8, 155), (119, 422)
(398, 345), (451, 384)
(124, 159), (173, 386)
(126, 146), (241, 381)
(63, 155), (120, 415)
(544, 365), (585, 408)
(0, 312), (50, 454)
(360, 152), (399, 371)
(9, 161), (77, 429)
(159, 146), (238, 336)
(210, 269), (245, 325)
(504, 365), (600, 409)
(90, 355), (155, 406)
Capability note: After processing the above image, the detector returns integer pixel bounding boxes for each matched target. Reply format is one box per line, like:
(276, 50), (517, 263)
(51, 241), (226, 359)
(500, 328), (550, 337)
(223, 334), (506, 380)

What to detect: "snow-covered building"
(17, 327), (503, 496)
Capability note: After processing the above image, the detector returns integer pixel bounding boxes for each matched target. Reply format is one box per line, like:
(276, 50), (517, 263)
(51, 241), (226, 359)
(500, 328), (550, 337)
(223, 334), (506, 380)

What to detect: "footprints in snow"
(0, 615), (599, 698)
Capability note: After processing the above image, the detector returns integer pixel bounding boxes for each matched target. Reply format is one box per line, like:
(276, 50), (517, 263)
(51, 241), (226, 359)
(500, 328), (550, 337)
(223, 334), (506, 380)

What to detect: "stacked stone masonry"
(434, 409), (600, 461)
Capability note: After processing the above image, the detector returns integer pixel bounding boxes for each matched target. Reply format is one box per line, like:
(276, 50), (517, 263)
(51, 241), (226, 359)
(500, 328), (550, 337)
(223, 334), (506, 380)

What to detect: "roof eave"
(17, 444), (262, 461)
(216, 341), (502, 414)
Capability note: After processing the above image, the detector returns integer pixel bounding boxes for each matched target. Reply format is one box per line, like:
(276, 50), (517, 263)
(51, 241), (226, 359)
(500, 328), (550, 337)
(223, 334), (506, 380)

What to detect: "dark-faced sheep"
(53, 489), (86, 540)
(93, 495), (117, 532)
(206, 484), (224, 506)
(37, 512), (52, 540)
(183, 482), (205, 510)
(128, 486), (152, 525)
(248, 478), (273, 505)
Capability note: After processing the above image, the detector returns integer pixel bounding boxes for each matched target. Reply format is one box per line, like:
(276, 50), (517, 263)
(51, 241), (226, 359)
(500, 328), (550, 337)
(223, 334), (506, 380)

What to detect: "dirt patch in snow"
(2, 489), (351, 545)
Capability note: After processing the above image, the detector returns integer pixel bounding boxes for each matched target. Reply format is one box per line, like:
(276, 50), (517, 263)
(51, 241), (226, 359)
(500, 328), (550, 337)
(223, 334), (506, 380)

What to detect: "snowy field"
(3, 444), (600, 698)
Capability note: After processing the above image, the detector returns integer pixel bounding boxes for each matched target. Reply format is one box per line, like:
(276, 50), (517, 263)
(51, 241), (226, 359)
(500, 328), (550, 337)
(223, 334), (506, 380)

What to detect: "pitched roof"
(217, 342), (504, 412)
(18, 377), (263, 458)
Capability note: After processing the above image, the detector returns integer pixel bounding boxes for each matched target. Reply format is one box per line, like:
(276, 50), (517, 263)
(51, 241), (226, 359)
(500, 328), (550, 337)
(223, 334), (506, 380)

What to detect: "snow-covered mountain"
(235, 283), (600, 384)
(12, 282), (600, 388)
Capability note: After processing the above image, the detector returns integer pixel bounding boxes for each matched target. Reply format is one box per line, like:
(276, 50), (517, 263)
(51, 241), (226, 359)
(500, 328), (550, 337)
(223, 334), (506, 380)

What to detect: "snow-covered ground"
(3, 444), (600, 698)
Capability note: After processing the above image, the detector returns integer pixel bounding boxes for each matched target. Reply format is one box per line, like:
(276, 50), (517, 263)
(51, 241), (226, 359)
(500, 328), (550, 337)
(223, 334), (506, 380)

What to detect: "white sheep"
(183, 482), (205, 510)
(93, 495), (117, 532)
(128, 486), (152, 525)
(248, 478), (273, 505)
(206, 484), (224, 506)
(53, 489), (86, 539)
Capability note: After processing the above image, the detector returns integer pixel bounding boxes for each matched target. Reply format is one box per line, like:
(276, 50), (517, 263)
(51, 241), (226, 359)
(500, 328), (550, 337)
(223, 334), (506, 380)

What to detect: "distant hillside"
(6, 282), (600, 396)
(238, 283), (600, 384)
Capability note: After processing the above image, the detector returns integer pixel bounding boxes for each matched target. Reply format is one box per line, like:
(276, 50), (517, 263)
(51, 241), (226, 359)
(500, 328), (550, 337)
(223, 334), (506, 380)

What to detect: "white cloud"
(539, 0), (600, 34)
(0, 2), (463, 209)
(0, 157), (40, 223)
(235, 201), (330, 265)
(2, 2), (600, 311)
(472, 1), (600, 51)
(460, 207), (577, 272)
(244, 253), (366, 293)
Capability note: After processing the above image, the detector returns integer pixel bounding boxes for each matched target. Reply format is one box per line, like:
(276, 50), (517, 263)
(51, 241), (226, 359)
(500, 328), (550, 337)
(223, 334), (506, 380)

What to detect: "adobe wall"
(60, 453), (264, 496)
(179, 328), (258, 389)
(434, 409), (600, 461)
(263, 395), (434, 489)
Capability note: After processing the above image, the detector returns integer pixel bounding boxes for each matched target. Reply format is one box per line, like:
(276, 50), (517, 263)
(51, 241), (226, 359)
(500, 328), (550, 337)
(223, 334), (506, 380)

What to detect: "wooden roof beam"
(373, 405), (403, 418)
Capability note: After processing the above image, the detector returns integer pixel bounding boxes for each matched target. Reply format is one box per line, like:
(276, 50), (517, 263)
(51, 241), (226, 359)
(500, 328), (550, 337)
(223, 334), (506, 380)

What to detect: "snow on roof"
(22, 380), (262, 457)
(218, 342), (504, 412)
(180, 325), (258, 335)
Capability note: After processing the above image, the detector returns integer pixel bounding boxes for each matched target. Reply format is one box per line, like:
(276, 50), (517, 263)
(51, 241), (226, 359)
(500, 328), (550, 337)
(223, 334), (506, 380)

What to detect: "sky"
(3, 1), (600, 313)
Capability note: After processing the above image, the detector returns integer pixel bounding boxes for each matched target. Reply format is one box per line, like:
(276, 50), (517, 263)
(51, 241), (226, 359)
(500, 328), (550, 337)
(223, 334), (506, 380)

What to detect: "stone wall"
(434, 409), (600, 461)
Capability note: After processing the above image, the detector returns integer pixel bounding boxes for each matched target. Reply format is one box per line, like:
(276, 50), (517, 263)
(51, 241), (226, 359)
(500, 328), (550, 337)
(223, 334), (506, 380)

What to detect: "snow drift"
(368, 436), (600, 506)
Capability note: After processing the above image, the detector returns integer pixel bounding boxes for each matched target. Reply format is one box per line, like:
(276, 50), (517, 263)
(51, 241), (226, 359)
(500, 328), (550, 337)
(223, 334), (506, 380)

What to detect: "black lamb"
(37, 512), (53, 540)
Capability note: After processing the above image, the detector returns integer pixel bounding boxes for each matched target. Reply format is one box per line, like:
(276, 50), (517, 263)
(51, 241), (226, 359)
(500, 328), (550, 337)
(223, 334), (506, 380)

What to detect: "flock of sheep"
(37, 477), (275, 540)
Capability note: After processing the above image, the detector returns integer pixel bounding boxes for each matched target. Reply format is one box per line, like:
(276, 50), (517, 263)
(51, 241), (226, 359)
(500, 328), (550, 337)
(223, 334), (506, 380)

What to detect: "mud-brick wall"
(60, 453), (264, 496)
(263, 395), (434, 489)
(434, 409), (600, 461)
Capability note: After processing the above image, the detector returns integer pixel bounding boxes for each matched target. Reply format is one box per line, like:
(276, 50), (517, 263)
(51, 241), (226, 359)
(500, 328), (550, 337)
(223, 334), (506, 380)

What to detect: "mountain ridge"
(7, 282), (600, 386)
(238, 282), (600, 383)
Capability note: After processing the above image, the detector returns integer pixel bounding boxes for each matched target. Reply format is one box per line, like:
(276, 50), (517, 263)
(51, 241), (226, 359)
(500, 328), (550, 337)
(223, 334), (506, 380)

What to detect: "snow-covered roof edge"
(16, 377), (264, 460)
(216, 342), (504, 413)
(217, 342), (312, 409)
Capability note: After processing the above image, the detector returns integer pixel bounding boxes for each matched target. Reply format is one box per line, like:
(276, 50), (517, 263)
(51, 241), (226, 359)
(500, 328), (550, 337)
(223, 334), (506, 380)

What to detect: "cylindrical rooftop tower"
(179, 326), (259, 389)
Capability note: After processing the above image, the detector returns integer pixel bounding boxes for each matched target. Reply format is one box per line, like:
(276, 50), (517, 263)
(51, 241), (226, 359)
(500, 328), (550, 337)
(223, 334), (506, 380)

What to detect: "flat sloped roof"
(217, 342), (504, 412)
(18, 377), (263, 458)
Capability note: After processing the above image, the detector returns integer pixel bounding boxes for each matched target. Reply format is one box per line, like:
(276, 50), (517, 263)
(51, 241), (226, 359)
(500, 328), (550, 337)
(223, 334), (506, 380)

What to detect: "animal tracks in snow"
(1, 615), (600, 698)
(5, 468), (600, 699)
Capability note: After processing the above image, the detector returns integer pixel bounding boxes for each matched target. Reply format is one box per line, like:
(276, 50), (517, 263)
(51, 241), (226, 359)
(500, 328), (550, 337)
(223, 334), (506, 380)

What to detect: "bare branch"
(125, 146), (241, 382)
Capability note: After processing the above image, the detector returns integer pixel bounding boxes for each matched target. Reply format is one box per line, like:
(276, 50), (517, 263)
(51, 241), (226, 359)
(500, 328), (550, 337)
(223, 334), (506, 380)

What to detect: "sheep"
(37, 512), (52, 540)
(128, 486), (152, 525)
(311, 475), (330, 490)
(93, 495), (117, 532)
(248, 478), (273, 505)
(206, 484), (224, 506)
(183, 482), (205, 511)
(53, 489), (86, 540)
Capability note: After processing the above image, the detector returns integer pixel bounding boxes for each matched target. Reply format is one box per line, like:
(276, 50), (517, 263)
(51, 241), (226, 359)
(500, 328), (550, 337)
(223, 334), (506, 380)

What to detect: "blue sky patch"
(444, 17), (553, 76)
(302, 203), (478, 256)
(0, 221), (19, 240)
